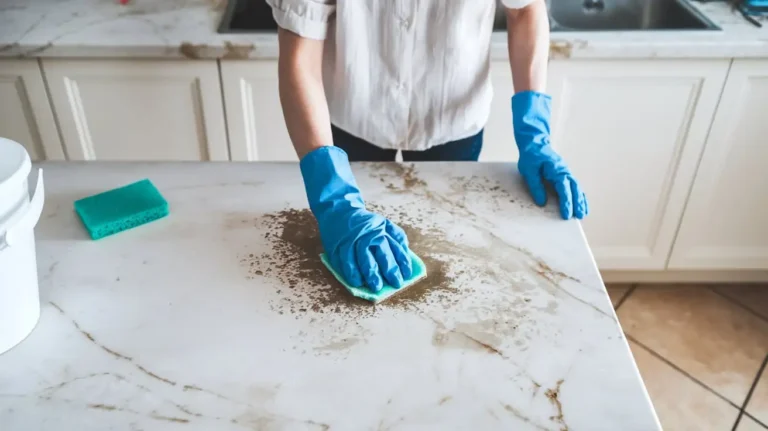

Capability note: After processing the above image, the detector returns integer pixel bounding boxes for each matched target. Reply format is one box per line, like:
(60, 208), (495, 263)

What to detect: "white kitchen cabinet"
(42, 59), (228, 161)
(547, 59), (731, 270)
(669, 59), (768, 270)
(0, 59), (64, 161)
(221, 60), (296, 162)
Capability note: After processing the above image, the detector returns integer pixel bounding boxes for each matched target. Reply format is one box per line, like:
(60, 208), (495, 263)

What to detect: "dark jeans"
(331, 124), (483, 162)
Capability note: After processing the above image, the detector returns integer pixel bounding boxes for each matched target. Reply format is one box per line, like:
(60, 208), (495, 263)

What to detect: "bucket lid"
(0, 137), (31, 195)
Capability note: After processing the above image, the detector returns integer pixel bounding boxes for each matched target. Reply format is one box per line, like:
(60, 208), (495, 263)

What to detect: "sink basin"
(219, 0), (720, 33)
(547, 0), (721, 31)
(218, 0), (276, 33)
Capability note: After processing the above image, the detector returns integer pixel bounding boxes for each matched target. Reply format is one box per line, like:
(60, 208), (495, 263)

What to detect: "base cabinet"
(669, 59), (768, 270)
(547, 59), (731, 270)
(42, 59), (228, 161)
(0, 59), (63, 160)
(220, 61), (296, 162)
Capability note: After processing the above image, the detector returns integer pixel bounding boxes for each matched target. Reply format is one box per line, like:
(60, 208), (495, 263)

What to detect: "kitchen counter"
(0, 162), (659, 430)
(1, 0), (767, 60)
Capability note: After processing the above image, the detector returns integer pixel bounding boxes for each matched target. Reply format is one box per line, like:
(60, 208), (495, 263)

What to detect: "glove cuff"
(511, 91), (552, 152)
(300, 146), (365, 216)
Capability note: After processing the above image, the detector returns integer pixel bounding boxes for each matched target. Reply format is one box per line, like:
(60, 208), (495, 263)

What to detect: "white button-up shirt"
(267, 0), (536, 151)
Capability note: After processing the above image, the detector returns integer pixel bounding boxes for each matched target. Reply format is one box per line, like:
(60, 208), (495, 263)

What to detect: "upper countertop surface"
(0, 162), (659, 430)
(1, 0), (767, 59)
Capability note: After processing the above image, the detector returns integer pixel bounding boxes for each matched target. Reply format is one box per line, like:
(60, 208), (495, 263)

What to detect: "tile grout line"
(627, 335), (742, 411)
(743, 411), (768, 430)
(732, 353), (768, 431)
(613, 283), (638, 311)
(711, 288), (768, 325)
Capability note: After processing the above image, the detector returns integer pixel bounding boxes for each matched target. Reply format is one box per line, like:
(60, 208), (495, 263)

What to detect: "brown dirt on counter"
(240, 207), (470, 317)
(385, 223), (459, 308)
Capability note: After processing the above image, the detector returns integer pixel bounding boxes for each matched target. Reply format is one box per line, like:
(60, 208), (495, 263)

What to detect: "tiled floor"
(606, 283), (768, 431)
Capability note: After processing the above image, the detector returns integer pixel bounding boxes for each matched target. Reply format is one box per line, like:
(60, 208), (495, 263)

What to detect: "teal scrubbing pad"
(74, 179), (168, 240)
(320, 250), (428, 304)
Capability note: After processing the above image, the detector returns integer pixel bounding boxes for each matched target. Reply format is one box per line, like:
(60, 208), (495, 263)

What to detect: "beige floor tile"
(737, 415), (768, 431)
(715, 284), (768, 320)
(619, 285), (768, 404)
(748, 370), (768, 425)
(629, 340), (739, 431)
(606, 283), (633, 307)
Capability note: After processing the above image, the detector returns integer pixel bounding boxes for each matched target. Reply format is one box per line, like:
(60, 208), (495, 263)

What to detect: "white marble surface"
(0, 0), (767, 59)
(0, 162), (660, 430)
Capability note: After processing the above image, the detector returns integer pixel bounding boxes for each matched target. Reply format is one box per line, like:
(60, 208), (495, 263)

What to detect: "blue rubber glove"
(512, 91), (588, 220)
(300, 146), (414, 292)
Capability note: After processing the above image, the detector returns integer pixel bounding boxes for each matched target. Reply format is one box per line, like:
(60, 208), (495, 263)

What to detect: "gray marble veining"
(0, 162), (660, 430)
(0, 0), (767, 59)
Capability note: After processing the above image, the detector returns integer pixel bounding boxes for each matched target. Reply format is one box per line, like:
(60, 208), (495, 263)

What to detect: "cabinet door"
(669, 60), (768, 270)
(547, 59), (730, 270)
(221, 61), (296, 162)
(42, 59), (228, 161)
(0, 60), (64, 161)
(481, 61), (518, 162)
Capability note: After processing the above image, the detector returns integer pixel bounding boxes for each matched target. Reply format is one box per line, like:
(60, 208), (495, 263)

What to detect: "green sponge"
(74, 179), (169, 240)
(320, 250), (428, 304)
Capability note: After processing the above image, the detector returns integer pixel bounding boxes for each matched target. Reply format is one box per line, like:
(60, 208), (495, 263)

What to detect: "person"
(267, 0), (588, 294)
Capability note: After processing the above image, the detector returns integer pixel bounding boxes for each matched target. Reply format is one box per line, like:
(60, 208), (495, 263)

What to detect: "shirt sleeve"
(265, 0), (336, 40)
(500, 0), (538, 9)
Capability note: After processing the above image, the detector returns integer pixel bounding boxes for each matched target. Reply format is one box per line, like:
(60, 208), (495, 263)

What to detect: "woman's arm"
(277, 27), (333, 159)
(505, 0), (550, 93)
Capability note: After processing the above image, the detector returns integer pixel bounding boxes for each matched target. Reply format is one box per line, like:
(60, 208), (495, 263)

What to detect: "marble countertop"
(0, 0), (767, 60)
(0, 162), (660, 430)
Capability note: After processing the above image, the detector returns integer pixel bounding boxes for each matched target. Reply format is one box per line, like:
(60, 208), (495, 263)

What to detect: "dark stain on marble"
(532, 381), (542, 397)
(88, 403), (189, 424)
(183, 384), (241, 405)
(150, 414), (190, 424)
(546, 379), (568, 431)
(549, 40), (588, 59)
(314, 337), (362, 352)
(179, 42), (205, 59)
(431, 324), (504, 356)
(136, 364), (177, 386)
(0, 43), (19, 53)
(222, 41), (255, 59)
(50, 302), (135, 361)
(535, 261), (580, 285)
(549, 40), (574, 58)
(88, 403), (118, 411)
(502, 403), (549, 430)
(49, 302), (181, 387)
(374, 163), (428, 191)
(20, 42), (52, 57)
(45, 261), (60, 278)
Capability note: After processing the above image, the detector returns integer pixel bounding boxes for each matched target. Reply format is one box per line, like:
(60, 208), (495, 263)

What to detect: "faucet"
(583, 0), (606, 12)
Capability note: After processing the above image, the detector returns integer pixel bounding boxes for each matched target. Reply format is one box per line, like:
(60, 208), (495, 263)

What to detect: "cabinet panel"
(669, 60), (768, 270)
(0, 60), (64, 161)
(42, 59), (228, 161)
(547, 59), (730, 270)
(221, 61), (296, 162)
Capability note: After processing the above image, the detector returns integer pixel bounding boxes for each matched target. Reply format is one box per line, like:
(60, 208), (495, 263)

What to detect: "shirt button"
(400, 18), (410, 27)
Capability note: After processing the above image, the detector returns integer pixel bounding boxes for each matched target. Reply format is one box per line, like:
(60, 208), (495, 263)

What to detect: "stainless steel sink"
(547, 0), (721, 31)
(219, 0), (721, 33)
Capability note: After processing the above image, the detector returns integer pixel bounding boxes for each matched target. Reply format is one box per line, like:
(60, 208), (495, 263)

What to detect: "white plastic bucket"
(0, 137), (45, 355)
